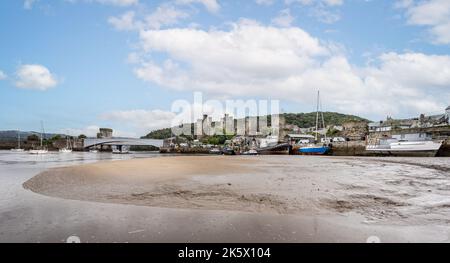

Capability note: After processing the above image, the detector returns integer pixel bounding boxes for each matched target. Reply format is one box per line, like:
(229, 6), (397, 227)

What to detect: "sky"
(0, 0), (449, 137)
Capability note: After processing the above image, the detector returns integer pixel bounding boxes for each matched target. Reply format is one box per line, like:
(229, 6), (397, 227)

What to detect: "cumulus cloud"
(398, 0), (450, 44)
(271, 9), (295, 27)
(15, 64), (58, 91)
(108, 4), (189, 31)
(176, 0), (220, 13)
(130, 20), (449, 119)
(108, 11), (138, 31)
(0, 70), (7, 80)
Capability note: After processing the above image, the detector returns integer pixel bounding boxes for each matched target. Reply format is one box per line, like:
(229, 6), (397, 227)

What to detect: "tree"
(78, 134), (87, 139)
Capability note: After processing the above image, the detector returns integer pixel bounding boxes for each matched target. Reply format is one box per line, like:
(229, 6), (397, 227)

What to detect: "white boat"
(89, 149), (99, 153)
(366, 134), (443, 157)
(29, 121), (48, 155)
(10, 130), (25, 152)
(59, 135), (73, 153)
(112, 145), (129, 154)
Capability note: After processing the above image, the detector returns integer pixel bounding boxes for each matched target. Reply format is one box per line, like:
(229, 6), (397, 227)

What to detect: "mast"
(315, 90), (320, 142)
(40, 121), (44, 148)
(18, 130), (21, 149)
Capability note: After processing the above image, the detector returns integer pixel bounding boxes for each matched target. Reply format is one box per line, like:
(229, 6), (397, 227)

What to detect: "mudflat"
(23, 155), (450, 227)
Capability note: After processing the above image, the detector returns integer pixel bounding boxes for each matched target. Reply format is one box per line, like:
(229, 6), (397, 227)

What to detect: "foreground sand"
(24, 155), (450, 227)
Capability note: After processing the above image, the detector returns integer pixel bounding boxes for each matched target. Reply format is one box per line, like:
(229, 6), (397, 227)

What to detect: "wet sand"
(24, 156), (450, 228)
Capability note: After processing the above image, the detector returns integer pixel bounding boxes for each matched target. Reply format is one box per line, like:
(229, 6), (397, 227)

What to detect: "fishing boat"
(59, 135), (73, 153)
(256, 136), (290, 155)
(10, 130), (25, 152)
(366, 133), (443, 157)
(29, 121), (48, 155)
(299, 91), (330, 155)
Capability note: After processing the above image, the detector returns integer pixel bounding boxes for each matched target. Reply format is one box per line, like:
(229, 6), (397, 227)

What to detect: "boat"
(209, 148), (222, 155)
(366, 134), (443, 157)
(59, 135), (73, 153)
(255, 135), (290, 155)
(89, 149), (99, 153)
(29, 121), (48, 155)
(10, 130), (25, 152)
(221, 147), (236, 155)
(112, 145), (130, 154)
(242, 149), (258, 155)
(298, 91), (330, 155)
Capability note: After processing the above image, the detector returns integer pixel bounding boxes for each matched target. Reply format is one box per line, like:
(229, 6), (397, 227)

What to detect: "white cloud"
(176, 0), (220, 13)
(286, 0), (343, 23)
(23, 0), (37, 9)
(255, 0), (275, 5)
(398, 0), (450, 44)
(65, 0), (138, 6)
(100, 109), (177, 134)
(93, 0), (138, 6)
(15, 64), (58, 91)
(130, 20), (450, 119)
(108, 11), (139, 31)
(0, 70), (7, 80)
(271, 9), (295, 27)
(146, 4), (190, 29)
(285, 0), (344, 7)
(108, 5), (189, 31)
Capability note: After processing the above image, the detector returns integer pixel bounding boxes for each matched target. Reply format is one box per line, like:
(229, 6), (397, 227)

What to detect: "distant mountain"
(0, 130), (63, 141)
(142, 112), (370, 139)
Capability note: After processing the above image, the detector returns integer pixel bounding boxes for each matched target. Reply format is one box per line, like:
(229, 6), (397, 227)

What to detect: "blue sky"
(1, 0), (449, 137)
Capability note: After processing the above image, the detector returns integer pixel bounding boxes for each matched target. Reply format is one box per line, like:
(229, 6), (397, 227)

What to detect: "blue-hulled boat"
(298, 90), (330, 155)
(299, 145), (330, 155)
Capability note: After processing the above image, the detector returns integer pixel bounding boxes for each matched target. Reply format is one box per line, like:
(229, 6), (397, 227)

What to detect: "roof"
(287, 134), (315, 139)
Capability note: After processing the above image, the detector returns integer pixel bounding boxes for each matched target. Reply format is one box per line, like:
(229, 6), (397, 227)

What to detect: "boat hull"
(299, 146), (330, 155)
(366, 140), (443, 157)
(257, 143), (290, 155)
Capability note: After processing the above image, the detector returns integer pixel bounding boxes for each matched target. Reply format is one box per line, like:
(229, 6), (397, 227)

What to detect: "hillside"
(283, 112), (370, 128)
(143, 112), (370, 139)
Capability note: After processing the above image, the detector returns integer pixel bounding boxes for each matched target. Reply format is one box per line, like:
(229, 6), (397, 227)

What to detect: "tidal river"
(1, 150), (450, 243)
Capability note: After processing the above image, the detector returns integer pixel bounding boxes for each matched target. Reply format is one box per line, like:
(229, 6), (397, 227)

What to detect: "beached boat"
(366, 135), (443, 157)
(242, 149), (258, 155)
(298, 91), (330, 155)
(256, 136), (290, 155)
(29, 122), (48, 155)
(10, 130), (24, 152)
(221, 147), (236, 155)
(209, 148), (221, 155)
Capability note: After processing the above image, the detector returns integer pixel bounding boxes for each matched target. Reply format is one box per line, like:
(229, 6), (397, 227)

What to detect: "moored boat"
(366, 135), (443, 157)
(298, 90), (330, 156)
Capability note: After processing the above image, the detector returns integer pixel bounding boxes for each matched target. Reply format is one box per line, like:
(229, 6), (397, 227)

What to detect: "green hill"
(143, 112), (370, 139)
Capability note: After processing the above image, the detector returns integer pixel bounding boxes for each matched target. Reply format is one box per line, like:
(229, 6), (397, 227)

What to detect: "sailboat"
(59, 135), (73, 153)
(29, 121), (49, 154)
(10, 130), (25, 152)
(299, 91), (330, 155)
